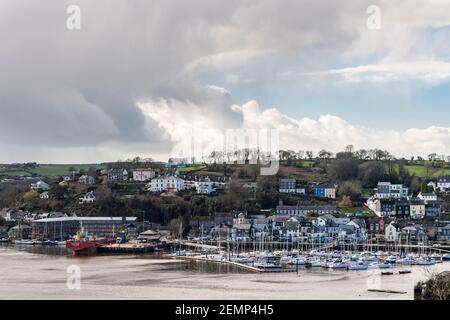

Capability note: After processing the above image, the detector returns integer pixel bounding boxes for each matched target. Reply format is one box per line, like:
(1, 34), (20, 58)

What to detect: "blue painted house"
(314, 183), (336, 199)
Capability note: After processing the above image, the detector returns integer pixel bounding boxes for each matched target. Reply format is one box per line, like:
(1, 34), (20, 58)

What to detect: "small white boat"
(329, 259), (348, 269)
(331, 252), (342, 258)
(288, 257), (306, 265)
(415, 258), (434, 266)
(362, 255), (377, 262)
(399, 269), (412, 274)
(254, 263), (282, 269)
(347, 264), (368, 271)
(398, 257), (414, 265)
(14, 240), (35, 246)
(234, 256), (254, 264)
(385, 255), (397, 264)
(429, 254), (441, 261)
(172, 250), (187, 256)
(310, 260), (326, 268)
(368, 262), (391, 269)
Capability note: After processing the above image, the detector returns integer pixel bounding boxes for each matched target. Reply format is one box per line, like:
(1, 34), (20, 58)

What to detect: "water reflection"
(1, 244), (71, 256)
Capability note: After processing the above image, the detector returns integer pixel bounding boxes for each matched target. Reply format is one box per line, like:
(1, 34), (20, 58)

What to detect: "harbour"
(0, 244), (448, 300)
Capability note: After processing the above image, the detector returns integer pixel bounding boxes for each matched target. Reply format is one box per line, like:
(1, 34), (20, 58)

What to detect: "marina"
(0, 244), (448, 300)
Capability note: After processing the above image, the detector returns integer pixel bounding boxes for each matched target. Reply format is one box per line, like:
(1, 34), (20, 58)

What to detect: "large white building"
(437, 176), (450, 192)
(374, 182), (408, 199)
(149, 176), (185, 192)
(417, 192), (437, 204)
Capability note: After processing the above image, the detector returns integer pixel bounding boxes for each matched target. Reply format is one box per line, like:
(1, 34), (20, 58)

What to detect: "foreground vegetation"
(415, 272), (450, 300)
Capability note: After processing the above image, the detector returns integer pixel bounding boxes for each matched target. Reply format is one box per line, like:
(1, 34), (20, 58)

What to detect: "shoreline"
(1, 246), (449, 300)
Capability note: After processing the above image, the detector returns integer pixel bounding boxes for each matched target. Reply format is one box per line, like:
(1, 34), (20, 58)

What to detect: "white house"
(40, 191), (49, 200)
(62, 175), (72, 182)
(78, 175), (95, 185)
(149, 176), (185, 192)
(31, 180), (50, 191)
(437, 176), (450, 192)
(374, 182), (408, 199)
(417, 192), (437, 204)
(385, 222), (400, 242)
(196, 179), (215, 194)
(133, 170), (156, 182)
(79, 191), (96, 204)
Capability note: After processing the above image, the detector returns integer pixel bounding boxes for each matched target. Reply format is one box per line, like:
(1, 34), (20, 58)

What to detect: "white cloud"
(137, 98), (450, 160)
(310, 59), (450, 84)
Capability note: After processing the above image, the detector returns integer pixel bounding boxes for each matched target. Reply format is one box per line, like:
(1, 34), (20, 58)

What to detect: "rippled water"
(0, 244), (448, 300)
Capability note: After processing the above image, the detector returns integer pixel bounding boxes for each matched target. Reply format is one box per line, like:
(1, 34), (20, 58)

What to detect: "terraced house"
(276, 203), (337, 216)
(278, 178), (305, 194)
(374, 182), (408, 199)
(313, 183), (336, 199)
(437, 175), (450, 192)
(149, 175), (185, 192)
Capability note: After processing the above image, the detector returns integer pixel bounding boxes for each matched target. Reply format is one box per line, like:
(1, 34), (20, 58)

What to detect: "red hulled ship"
(66, 225), (107, 255)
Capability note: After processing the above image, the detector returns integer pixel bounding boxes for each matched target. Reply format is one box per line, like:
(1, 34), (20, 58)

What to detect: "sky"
(1, 0), (450, 163)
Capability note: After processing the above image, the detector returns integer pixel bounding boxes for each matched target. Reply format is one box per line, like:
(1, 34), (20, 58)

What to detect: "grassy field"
(29, 164), (105, 176)
(0, 164), (106, 177)
(0, 170), (32, 177)
(390, 163), (450, 178)
(177, 164), (208, 172)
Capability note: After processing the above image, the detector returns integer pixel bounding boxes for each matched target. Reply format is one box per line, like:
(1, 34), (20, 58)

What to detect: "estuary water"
(0, 245), (448, 300)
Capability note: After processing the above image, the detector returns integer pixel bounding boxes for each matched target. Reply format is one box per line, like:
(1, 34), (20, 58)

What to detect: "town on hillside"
(1, 147), (450, 257)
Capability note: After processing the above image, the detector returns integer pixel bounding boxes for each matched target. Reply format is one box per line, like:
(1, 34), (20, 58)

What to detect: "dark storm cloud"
(0, 0), (381, 161)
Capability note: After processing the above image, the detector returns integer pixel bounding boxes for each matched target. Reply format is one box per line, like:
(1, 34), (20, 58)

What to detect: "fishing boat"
(443, 254), (450, 261)
(0, 238), (10, 243)
(66, 225), (106, 255)
(381, 271), (394, 276)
